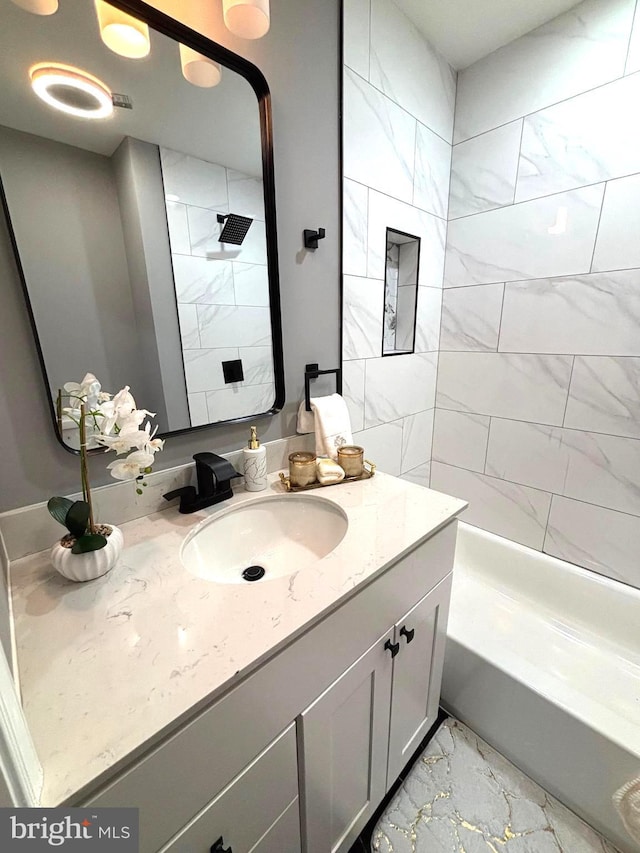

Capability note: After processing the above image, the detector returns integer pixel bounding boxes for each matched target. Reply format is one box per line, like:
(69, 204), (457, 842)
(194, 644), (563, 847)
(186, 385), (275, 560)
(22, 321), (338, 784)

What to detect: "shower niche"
(382, 228), (420, 356)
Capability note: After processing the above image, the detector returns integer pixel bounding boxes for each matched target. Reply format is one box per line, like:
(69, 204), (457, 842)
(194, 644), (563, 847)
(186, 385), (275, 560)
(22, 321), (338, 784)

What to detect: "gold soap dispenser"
(243, 425), (267, 492)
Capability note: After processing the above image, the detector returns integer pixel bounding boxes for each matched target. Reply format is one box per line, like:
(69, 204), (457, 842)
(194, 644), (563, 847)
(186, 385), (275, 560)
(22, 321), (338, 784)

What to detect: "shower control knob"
(400, 625), (415, 644)
(384, 639), (400, 658)
(210, 838), (232, 853)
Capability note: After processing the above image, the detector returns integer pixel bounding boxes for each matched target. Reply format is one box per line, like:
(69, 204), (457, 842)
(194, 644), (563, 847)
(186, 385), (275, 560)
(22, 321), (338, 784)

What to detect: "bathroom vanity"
(9, 473), (465, 853)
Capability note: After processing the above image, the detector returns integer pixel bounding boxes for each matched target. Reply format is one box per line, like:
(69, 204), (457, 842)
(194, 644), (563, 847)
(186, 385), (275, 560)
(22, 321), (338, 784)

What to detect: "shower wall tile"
(560, 428), (640, 516)
(401, 409), (434, 473)
(227, 170), (265, 221)
(206, 383), (274, 423)
(485, 419), (569, 494)
(413, 122), (451, 219)
(444, 185), (604, 287)
(343, 0), (370, 79)
(430, 462), (551, 550)
(198, 305), (271, 349)
(342, 359), (366, 433)
(432, 409), (490, 473)
(449, 121), (522, 219)
(160, 149), (228, 210)
(564, 356), (640, 439)
(177, 303), (200, 350)
(592, 172), (640, 271)
(172, 255), (234, 305)
(165, 201), (190, 255)
(239, 347), (274, 386)
(498, 270), (640, 355)
(414, 287), (442, 353)
(516, 74), (640, 202)
(364, 352), (437, 428)
(626, 2), (640, 74)
(440, 283), (504, 351)
(436, 352), (573, 425)
(454, 0), (635, 143)
(183, 347), (239, 394)
(545, 496), (640, 586)
(367, 189), (446, 287)
(369, 0), (456, 142)
(352, 420), (403, 475)
(187, 393), (208, 427)
(232, 262), (269, 306)
(400, 463), (431, 488)
(343, 275), (384, 360)
(343, 67), (416, 204)
(343, 179), (369, 276)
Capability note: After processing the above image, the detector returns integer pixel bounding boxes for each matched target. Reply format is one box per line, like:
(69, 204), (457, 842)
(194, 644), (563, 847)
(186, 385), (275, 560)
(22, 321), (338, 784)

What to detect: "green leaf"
(47, 496), (74, 528)
(71, 533), (107, 554)
(65, 501), (90, 538)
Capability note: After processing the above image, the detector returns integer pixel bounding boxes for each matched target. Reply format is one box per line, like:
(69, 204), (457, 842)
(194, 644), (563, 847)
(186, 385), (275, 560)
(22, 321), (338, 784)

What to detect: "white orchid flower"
(107, 450), (155, 481)
(63, 373), (103, 411)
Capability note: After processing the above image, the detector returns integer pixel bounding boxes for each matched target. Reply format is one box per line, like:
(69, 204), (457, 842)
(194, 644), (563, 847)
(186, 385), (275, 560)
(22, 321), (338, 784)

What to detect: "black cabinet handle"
(400, 625), (415, 644)
(211, 838), (232, 853)
(384, 639), (400, 658)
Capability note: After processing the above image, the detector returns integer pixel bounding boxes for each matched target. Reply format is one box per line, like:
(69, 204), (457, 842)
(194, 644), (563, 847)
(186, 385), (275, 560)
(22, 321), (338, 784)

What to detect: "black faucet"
(163, 452), (241, 514)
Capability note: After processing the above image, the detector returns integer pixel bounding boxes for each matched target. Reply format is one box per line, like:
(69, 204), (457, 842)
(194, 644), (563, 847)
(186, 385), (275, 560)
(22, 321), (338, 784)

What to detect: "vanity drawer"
(160, 724), (298, 853)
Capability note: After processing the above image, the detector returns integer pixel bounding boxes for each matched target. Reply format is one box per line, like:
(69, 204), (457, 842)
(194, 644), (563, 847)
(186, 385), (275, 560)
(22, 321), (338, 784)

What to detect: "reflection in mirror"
(0, 0), (283, 451)
(382, 228), (420, 356)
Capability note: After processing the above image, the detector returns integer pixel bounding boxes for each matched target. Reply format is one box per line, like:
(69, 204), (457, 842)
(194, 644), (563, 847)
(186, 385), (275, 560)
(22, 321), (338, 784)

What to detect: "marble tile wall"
(160, 148), (273, 427)
(342, 0), (454, 482)
(434, 0), (640, 588)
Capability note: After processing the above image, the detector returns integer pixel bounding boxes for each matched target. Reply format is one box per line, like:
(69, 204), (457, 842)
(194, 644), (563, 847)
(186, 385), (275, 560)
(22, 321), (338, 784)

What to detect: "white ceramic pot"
(50, 525), (124, 583)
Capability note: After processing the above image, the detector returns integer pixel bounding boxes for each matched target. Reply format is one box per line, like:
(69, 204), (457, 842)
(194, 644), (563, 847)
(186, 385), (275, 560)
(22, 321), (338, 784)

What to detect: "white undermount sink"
(180, 495), (348, 584)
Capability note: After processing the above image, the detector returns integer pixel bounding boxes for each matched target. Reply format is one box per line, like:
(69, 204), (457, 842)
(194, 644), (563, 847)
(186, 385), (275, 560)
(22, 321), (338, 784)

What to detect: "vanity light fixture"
(94, 0), (150, 59)
(179, 44), (222, 88)
(29, 63), (114, 120)
(222, 0), (270, 39)
(10, 0), (58, 13)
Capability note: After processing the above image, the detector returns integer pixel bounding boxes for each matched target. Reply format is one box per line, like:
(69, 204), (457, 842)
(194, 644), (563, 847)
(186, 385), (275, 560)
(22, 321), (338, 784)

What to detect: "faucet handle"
(193, 452), (241, 484)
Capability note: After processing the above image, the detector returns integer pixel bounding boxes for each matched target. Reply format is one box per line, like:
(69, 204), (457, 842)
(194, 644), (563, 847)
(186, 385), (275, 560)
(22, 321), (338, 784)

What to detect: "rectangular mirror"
(0, 0), (284, 452)
(382, 227), (420, 356)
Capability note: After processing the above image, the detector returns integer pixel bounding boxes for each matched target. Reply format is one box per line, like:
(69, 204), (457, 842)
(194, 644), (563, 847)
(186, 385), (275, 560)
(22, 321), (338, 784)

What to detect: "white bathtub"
(442, 521), (640, 853)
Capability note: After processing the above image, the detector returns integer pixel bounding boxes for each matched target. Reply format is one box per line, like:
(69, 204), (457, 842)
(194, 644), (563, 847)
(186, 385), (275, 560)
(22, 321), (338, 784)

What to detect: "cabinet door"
(298, 632), (394, 853)
(387, 573), (452, 788)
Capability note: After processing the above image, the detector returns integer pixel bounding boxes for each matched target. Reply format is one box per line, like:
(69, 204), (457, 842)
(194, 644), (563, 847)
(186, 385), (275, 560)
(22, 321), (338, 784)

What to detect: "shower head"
(217, 213), (253, 245)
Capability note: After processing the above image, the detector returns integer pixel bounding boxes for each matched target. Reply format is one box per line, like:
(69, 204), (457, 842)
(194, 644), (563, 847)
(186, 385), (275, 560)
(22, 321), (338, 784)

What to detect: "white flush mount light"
(179, 44), (222, 88)
(222, 0), (270, 39)
(95, 0), (150, 59)
(30, 64), (114, 120)
(10, 0), (58, 14)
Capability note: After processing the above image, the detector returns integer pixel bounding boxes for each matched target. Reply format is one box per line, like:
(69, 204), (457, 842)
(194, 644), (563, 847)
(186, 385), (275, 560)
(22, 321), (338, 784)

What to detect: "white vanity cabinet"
(84, 522), (458, 853)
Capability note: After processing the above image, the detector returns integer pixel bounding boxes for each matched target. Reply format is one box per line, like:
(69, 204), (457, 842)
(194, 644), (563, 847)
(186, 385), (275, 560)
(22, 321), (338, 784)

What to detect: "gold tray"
(279, 460), (376, 492)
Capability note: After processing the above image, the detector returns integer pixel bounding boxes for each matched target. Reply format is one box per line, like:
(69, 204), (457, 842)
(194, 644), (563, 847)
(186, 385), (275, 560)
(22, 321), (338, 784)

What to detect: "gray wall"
(0, 0), (340, 512)
(0, 125), (144, 401)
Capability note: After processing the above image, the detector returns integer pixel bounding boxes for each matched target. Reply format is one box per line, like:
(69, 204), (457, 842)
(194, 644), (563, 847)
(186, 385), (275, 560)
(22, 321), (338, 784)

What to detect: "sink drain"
(242, 565), (266, 582)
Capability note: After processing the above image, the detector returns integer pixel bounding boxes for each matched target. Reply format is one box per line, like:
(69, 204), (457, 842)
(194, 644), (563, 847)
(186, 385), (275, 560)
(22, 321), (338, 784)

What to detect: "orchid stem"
(79, 404), (95, 534)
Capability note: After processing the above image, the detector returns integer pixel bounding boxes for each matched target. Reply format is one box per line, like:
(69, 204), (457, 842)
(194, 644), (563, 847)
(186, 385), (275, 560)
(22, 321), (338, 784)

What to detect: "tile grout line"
(344, 175), (448, 223)
(561, 356), (576, 428)
(512, 118), (525, 205)
(483, 417), (492, 475)
(441, 261), (640, 289)
(495, 282), (507, 352)
(588, 182), (608, 273)
(434, 404), (640, 444)
(454, 66), (640, 148)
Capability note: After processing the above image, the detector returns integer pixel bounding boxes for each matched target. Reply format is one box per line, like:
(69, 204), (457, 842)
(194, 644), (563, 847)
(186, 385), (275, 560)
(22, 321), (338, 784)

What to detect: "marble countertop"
(9, 472), (466, 807)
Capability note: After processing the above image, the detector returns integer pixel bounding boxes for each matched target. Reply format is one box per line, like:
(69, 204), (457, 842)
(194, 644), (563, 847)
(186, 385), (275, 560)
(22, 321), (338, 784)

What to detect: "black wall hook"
(303, 227), (326, 249)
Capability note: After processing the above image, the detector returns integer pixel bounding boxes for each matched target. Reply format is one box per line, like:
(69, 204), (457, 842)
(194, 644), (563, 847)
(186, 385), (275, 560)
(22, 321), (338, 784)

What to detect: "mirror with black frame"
(0, 0), (284, 452)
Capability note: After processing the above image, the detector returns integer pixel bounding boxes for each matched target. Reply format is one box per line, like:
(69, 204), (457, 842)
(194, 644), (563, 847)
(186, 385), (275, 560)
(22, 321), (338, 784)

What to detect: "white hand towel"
(614, 776), (640, 844)
(296, 393), (353, 460)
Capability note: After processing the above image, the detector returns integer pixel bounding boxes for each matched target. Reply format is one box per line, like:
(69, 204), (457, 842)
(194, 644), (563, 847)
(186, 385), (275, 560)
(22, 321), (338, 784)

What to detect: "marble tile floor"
(367, 718), (621, 853)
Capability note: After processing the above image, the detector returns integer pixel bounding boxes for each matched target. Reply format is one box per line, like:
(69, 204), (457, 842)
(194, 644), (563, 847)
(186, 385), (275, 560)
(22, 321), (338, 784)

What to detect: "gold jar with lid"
(288, 451), (317, 487)
(337, 445), (364, 478)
